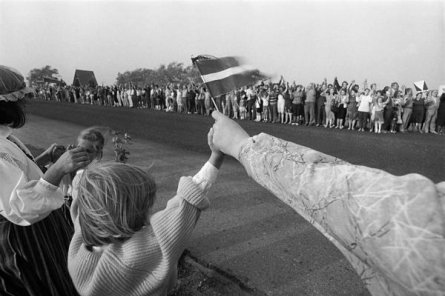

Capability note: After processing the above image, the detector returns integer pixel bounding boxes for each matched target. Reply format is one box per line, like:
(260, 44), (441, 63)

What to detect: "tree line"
(27, 62), (202, 87)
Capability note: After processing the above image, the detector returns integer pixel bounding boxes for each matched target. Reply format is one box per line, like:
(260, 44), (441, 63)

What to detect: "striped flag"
(192, 55), (268, 98)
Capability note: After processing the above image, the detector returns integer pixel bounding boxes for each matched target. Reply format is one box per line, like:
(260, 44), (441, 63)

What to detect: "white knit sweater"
(68, 175), (210, 296)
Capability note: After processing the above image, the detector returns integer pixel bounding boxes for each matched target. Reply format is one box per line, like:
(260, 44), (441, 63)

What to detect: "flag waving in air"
(192, 55), (268, 98)
(414, 80), (428, 92)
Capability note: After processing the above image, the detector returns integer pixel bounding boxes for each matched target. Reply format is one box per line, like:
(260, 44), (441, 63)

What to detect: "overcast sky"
(1, 0), (444, 90)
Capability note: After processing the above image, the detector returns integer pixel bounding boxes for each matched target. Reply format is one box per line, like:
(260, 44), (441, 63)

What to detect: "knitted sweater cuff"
(177, 176), (210, 210)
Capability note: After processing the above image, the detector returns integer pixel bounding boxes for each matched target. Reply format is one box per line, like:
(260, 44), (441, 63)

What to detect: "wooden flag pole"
(211, 96), (219, 112)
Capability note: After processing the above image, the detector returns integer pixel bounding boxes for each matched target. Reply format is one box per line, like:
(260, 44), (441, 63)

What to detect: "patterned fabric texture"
(239, 133), (445, 296)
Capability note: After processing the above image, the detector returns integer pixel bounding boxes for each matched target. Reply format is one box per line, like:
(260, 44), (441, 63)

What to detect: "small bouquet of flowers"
(49, 127), (132, 164)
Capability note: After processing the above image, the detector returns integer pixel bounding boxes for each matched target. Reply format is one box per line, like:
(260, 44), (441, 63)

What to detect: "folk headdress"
(0, 65), (35, 102)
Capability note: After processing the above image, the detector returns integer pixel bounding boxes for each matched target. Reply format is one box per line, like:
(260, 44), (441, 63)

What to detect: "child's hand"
(208, 127), (223, 155)
(211, 111), (250, 159)
(35, 143), (60, 167)
(208, 127), (224, 169)
(53, 146), (91, 174)
(50, 144), (67, 163)
(42, 143), (59, 161)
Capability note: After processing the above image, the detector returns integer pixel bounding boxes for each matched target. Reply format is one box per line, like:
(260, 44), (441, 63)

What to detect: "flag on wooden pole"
(191, 55), (268, 98)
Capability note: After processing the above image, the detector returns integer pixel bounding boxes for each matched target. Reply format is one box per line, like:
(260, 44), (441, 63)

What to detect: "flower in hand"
(111, 130), (132, 163)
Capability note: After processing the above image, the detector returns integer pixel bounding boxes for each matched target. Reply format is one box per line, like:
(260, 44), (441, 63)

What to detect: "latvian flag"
(192, 55), (268, 98)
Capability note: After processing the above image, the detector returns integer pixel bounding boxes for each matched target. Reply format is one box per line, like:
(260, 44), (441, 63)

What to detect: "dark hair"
(0, 99), (26, 128)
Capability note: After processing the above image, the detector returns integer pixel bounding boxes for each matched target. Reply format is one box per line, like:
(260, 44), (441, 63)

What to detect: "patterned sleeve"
(238, 133), (445, 296)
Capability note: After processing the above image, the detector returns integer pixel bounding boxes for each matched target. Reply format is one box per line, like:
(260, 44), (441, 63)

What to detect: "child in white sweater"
(68, 129), (224, 296)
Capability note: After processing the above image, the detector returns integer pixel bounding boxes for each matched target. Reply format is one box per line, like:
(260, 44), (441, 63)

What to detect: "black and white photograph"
(1, 0), (444, 295)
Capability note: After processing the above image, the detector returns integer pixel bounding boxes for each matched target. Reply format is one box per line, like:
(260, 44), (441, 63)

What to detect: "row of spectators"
(34, 78), (445, 135)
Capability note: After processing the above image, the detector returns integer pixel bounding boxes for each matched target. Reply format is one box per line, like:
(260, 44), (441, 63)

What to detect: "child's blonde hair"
(77, 162), (157, 247)
(77, 127), (106, 160)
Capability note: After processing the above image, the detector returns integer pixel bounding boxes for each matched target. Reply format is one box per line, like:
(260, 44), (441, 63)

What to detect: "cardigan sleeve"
(0, 157), (64, 226)
(237, 133), (445, 296)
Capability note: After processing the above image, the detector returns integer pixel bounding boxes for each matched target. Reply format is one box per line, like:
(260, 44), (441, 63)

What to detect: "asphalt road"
(26, 100), (444, 182)
(23, 100), (444, 296)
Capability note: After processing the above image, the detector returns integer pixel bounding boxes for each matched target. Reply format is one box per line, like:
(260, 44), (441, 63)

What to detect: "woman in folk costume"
(0, 65), (89, 296)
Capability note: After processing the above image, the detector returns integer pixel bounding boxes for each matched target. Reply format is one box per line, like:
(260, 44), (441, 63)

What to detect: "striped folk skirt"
(0, 206), (78, 296)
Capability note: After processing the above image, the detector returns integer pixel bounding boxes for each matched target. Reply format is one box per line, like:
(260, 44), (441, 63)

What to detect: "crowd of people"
(2, 64), (444, 296)
(35, 77), (445, 135)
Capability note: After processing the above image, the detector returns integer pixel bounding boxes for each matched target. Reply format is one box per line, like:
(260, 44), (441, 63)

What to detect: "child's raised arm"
(207, 127), (224, 170)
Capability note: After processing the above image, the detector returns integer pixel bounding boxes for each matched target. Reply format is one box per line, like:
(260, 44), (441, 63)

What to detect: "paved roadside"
(17, 114), (369, 296)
